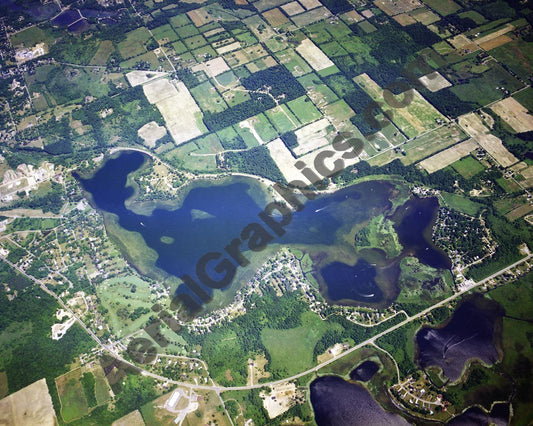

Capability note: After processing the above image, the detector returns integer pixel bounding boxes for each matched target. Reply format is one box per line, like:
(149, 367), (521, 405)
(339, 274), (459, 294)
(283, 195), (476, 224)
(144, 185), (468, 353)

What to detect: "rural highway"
(2, 251), (530, 393)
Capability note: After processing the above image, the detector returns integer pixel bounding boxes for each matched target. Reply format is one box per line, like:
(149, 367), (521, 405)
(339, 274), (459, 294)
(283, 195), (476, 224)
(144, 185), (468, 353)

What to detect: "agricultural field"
(0, 379), (56, 425)
(490, 97), (533, 133)
(421, 0), (461, 15)
(354, 73), (446, 139)
(451, 155), (486, 179)
(419, 138), (478, 174)
(118, 27), (153, 59)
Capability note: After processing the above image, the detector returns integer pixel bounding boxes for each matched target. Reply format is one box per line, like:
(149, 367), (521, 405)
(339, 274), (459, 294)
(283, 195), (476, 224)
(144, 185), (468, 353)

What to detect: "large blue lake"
(77, 151), (450, 307)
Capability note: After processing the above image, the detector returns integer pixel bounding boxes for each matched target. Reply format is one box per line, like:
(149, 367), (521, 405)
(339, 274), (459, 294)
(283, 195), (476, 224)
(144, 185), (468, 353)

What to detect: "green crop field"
(169, 14), (192, 28)
(176, 24), (200, 39)
(265, 105), (300, 134)
(191, 81), (227, 113)
(287, 96), (322, 125)
(421, 0), (462, 16)
(451, 155), (485, 179)
(56, 368), (90, 423)
(151, 24), (179, 44)
(171, 40), (188, 55)
(90, 40), (115, 65)
(118, 27), (152, 59)
(184, 34), (208, 50)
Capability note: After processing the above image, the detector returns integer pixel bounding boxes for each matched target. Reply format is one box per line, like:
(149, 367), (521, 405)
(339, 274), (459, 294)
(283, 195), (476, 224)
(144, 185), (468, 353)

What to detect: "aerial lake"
(416, 296), (502, 382)
(78, 151), (451, 308)
(310, 375), (409, 425)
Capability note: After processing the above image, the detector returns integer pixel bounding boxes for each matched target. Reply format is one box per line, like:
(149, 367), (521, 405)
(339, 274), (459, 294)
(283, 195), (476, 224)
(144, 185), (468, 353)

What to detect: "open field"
(287, 95), (322, 124)
(490, 40), (533, 81)
(112, 409), (146, 426)
(265, 104), (299, 134)
(421, 0), (461, 15)
(152, 24), (179, 45)
(223, 44), (268, 67)
(296, 38), (334, 72)
(191, 57), (229, 78)
(293, 117), (331, 156)
(291, 6), (330, 26)
(513, 87), (533, 112)
(459, 113), (518, 167)
(261, 311), (332, 376)
(266, 138), (301, 182)
(451, 155), (486, 178)
(369, 123), (465, 167)
(354, 73), (446, 139)
(490, 97), (533, 133)
(187, 7), (214, 27)
(143, 78), (206, 144)
(56, 368), (89, 422)
(441, 192), (483, 216)
(275, 48), (312, 77)
(0, 379), (56, 426)
(190, 81), (227, 113)
(262, 8), (289, 27)
(419, 71), (451, 92)
(125, 70), (168, 87)
(374, 0), (422, 16)
(118, 27), (152, 59)
(410, 7), (440, 25)
(419, 138), (478, 173)
(138, 121), (167, 148)
(90, 40), (114, 65)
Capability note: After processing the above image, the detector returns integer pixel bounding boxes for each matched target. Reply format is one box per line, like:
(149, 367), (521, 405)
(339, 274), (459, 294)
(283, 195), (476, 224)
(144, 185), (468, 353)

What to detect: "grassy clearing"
(89, 40), (114, 65)
(287, 96), (322, 125)
(10, 26), (47, 47)
(118, 27), (152, 59)
(190, 81), (227, 113)
(421, 0), (461, 16)
(261, 311), (332, 376)
(265, 105), (299, 134)
(56, 368), (90, 422)
(451, 155), (485, 178)
(151, 24), (179, 44)
(441, 192), (483, 216)
(354, 73), (446, 139)
(355, 214), (403, 258)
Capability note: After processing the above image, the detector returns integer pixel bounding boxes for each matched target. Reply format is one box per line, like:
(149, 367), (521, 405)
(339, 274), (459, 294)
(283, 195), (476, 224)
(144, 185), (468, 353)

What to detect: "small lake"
(416, 296), (501, 382)
(310, 376), (409, 425)
(350, 360), (380, 382)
